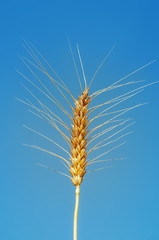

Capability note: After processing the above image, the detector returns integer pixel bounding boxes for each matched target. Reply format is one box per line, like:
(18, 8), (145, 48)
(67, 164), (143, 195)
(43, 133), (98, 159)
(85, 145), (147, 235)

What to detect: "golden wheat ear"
(70, 87), (90, 186)
(18, 40), (158, 240)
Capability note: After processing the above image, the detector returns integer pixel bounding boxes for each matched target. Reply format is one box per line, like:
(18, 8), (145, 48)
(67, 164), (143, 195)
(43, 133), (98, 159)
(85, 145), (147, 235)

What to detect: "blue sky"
(1, 0), (159, 240)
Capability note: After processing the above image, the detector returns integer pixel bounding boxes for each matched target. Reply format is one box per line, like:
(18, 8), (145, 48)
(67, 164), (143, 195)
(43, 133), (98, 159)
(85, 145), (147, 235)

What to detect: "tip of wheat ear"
(69, 87), (91, 186)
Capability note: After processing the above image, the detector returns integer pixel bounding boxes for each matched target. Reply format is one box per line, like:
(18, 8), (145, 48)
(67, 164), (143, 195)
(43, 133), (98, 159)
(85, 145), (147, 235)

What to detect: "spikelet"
(70, 87), (91, 186)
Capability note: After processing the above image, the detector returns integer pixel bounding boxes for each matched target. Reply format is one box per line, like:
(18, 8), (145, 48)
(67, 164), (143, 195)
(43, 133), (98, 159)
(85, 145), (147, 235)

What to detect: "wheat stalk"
(17, 39), (158, 240)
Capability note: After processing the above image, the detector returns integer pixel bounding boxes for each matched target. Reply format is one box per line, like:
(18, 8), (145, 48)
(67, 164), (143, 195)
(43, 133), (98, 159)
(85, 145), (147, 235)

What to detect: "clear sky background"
(1, 0), (159, 240)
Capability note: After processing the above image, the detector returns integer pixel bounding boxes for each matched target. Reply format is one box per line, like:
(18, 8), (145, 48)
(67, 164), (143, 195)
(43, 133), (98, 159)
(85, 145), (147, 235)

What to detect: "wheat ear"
(18, 40), (158, 240)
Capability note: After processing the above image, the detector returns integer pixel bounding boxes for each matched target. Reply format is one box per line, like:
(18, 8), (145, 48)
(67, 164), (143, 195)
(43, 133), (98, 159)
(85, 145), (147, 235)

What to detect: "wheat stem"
(74, 185), (80, 240)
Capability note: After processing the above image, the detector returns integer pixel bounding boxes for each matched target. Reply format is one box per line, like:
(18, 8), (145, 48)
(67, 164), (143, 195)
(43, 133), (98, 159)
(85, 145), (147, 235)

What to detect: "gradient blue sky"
(1, 0), (159, 240)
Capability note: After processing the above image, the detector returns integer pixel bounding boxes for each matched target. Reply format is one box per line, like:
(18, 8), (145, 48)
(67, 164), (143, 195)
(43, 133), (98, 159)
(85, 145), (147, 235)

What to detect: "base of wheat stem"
(74, 185), (80, 240)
